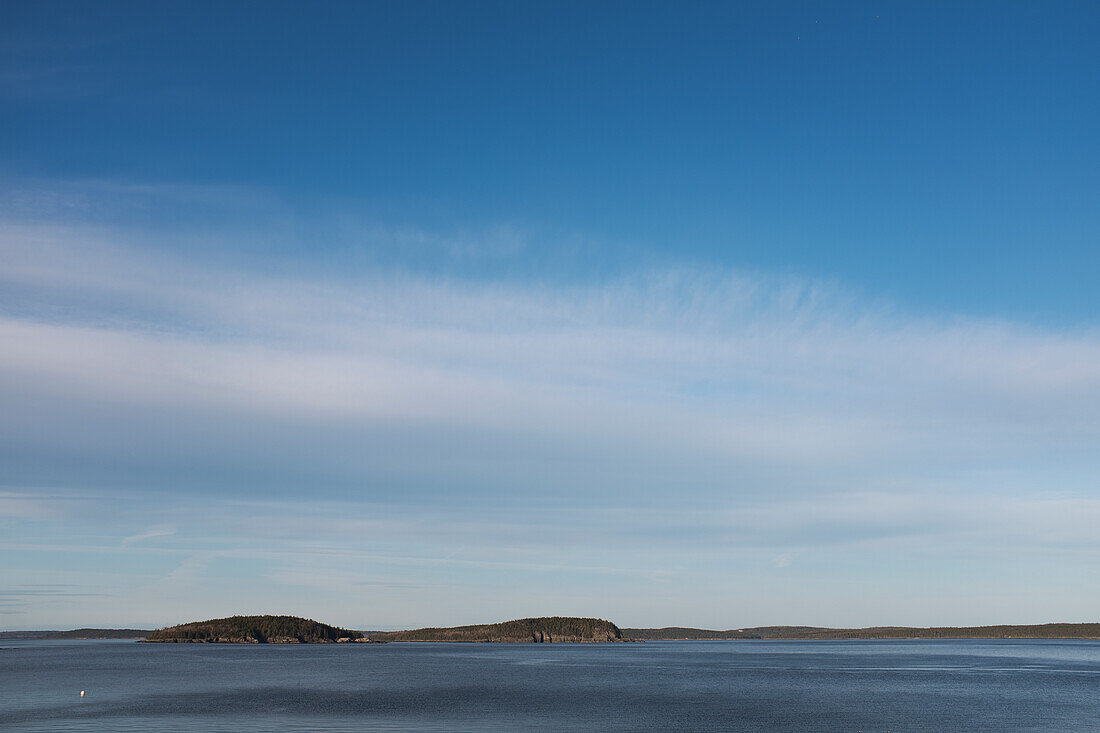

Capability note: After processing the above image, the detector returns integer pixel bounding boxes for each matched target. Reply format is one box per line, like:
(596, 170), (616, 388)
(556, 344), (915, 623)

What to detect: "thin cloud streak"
(122, 528), (176, 544)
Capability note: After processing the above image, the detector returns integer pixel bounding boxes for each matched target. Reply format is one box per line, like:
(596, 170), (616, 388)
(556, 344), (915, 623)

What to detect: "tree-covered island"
(142, 615), (365, 643)
(368, 616), (631, 643)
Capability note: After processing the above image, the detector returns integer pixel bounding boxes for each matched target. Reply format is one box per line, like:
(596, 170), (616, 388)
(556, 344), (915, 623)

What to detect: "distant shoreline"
(624, 623), (1100, 641)
(5, 621), (1100, 642)
(0, 629), (151, 640)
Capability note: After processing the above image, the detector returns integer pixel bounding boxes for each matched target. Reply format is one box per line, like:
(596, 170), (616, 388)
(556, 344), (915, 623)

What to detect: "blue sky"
(1, 1), (1099, 630)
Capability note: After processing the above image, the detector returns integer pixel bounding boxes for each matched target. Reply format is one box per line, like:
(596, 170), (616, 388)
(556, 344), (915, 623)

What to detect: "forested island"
(368, 616), (630, 643)
(142, 615), (365, 643)
(625, 623), (1100, 640)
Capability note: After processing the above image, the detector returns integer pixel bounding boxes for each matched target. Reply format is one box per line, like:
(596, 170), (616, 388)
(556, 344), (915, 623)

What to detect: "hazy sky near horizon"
(2, 1), (1099, 631)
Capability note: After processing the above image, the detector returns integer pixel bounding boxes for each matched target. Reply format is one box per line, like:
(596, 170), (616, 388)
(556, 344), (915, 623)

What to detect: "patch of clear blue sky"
(2, 0), (1098, 323)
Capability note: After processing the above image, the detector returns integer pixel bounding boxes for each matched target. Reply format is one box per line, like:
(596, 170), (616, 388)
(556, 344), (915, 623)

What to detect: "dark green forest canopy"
(369, 617), (626, 642)
(143, 615), (362, 643)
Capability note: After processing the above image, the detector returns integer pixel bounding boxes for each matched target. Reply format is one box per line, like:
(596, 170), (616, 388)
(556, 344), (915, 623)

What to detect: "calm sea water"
(2, 638), (1098, 731)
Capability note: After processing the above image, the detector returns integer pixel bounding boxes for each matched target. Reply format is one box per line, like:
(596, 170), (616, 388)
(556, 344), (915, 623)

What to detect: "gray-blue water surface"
(2, 639), (1098, 731)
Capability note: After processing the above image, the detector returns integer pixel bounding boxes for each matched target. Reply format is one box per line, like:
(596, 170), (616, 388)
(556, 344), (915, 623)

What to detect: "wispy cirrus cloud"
(2, 215), (1098, 498)
(122, 528), (176, 544)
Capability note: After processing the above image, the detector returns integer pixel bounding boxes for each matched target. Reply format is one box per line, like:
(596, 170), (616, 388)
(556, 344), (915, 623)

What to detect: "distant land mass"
(368, 616), (630, 643)
(142, 615), (365, 643)
(625, 623), (1100, 640)
(0, 628), (152, 640)
(6, 620), (1098, 643)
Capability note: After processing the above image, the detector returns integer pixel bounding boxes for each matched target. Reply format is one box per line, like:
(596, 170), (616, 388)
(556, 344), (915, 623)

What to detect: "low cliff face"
(368, 616), (630, 643)
(142, 615), (363, 643)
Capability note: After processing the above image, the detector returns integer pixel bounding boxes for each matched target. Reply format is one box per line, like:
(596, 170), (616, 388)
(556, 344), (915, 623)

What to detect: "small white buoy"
(80, 691), (85, 697)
